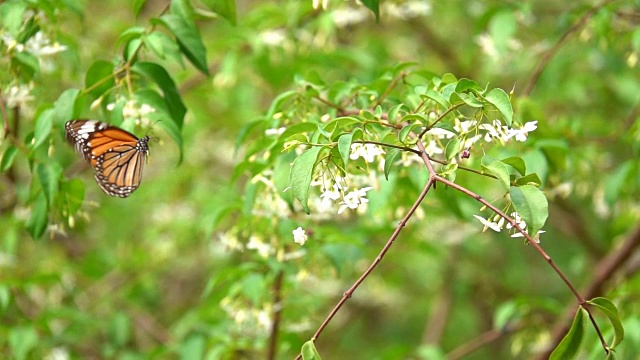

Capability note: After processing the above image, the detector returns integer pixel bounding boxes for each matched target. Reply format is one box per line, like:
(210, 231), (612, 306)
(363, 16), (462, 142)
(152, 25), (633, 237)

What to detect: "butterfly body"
(65, 120), (150, 198)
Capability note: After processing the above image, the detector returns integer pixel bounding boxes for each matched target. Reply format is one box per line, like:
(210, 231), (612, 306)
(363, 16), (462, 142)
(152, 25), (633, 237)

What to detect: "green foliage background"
(1, 0), (640, 359)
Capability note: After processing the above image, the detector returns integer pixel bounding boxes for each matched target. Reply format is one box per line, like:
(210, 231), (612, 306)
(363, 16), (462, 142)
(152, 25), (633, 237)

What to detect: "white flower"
(259, 29), (287, 47)
(25, 32), (67, 57)
(454, 120), (478, 134)
(424, 139), (443, 155)
(338, 186), (373, 214)
(505, 212), (527, 230)
(265, 127), (286, 136)
(384, 1), (432, 19)
(320, 184), (341, 207)
(246, 236), (272, 258)
(332, 8), (369, 28)
(511, 230), (545, 243)
(479, 119), (510, 143)
(473, 214), (503, 232)
(429, 128), (456, 139)
(293, 227), (308, 246)
(506, 121), (538, 142)
(350, 143), (385, 163)
(5, 84), (34, 108)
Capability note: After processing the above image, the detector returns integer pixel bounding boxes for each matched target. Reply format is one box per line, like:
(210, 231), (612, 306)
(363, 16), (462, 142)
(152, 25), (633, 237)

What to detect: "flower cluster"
(350, 143), (385, 163)
(473, 212), (544, 242)
(106, 98), (156, 127)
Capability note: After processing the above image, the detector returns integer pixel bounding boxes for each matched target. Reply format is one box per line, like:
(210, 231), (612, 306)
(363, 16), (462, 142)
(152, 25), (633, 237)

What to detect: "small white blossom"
(338, 186), (374, 214)
(5, 84), (34, 108)
(259, 29), (287, 47)
(473, 214), (503, 232)
(25, 32), (68, 57)
(506, 121), (538, 142)
(454, 120), (478, 134)
(332, 8), (369, 28)
(511, 230), (545, 243)
(320, 184), (341, 208)
(350, 143), (385, 163)
(246, 236), (272, 258)
(424, 139), (443, 155)
(384, 1), (432, 19)
(265, 127), (286, 136)
(429, 128), (456, 139)
(293, 227), (308, 246)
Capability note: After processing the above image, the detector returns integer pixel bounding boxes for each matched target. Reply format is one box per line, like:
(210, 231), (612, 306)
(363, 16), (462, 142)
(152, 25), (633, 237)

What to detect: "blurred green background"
(1, 0), (640, 359)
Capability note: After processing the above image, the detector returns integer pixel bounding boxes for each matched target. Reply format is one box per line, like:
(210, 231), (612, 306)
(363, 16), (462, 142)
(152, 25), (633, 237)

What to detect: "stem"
(374, 72), (405, 108)
(294, 178), (435, 360)
(267, 270), (284, 360)
(413, 137), (609, 353)
(523, 0), (616, 96)
(418, 103), (464, 138)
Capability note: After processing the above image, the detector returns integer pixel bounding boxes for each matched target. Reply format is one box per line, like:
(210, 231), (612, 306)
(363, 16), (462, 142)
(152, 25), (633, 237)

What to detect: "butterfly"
(65, 119), (150, 198)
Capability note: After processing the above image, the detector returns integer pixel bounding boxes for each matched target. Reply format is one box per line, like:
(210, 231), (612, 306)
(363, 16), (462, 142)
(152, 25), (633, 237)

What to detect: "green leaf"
(131, 62), (187, 128)
(384, 148), (401, 180)
(509, 185), (548, 236)
(484, 160), (510, 191)
(423, 89), (451, 109)
(337, 133), (354, 168)
(273, 151), (296, 209)
(290, 147), (323, 214)
(550, 307), (587, 360)
(53, 88), (80, 126)
(387, 104), (404, 124)
(588, 297), (624, 348)
(37, 162), (63, 207)
(484, 88), (513, 127)
(132, 0), (146, 17)
(134, 88), (184, 163)
(26, 193), (48, 239)
(451, 92), (483, 107)
(501, 156), (526, 176)
(115, 26), (145, 52)
(604, 161), (634, 205)
(445, 138), (462, 161)
(242, 273), (266, 306)
(33, 109), (54, 149)
(201, 0), (237, 25)
(301, 340), (322, 360)
(0, 284), (10, 311)
(1, 146), (19, 172)
(8, 326), (38, 360)
(398, 123), (422, 143)
(12, 51), (40, 81)
(360, 0), (379, 21)
(61, 179), (85, 214)
(85, 60), (115, 100)
(514, 173), (541, 187)
(143, 31), (183, 64)
(455, 78), (483, 93)
(0, 1), (27, 36)
(179, 335), (205, 360)
(157, 13), (209, 75)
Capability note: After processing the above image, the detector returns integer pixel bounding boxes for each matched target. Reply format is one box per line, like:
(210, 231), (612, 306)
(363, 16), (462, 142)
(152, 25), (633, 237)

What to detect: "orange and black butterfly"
(65, 120), (150, 198)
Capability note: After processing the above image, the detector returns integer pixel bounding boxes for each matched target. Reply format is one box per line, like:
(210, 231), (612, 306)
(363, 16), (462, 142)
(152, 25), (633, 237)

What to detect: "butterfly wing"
(65, 120), (150, 197)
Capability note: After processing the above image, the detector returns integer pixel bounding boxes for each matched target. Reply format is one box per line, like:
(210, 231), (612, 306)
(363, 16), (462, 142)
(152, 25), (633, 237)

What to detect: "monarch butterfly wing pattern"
(95, 143), (147, 197)
(65, 120), (150, 198)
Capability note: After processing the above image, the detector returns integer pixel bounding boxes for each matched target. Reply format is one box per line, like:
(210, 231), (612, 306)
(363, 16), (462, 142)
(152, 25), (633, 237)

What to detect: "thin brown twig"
(267, 270), (285, 360)
(537, 225), (640, 359)
(373, 72), (406, 108)
(523, 0), (617, 96)
(294, 177), (435, 360)
(413, 138), (609, 354)
(446, 322), (522, 360)
(1, 87), (9, 138)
